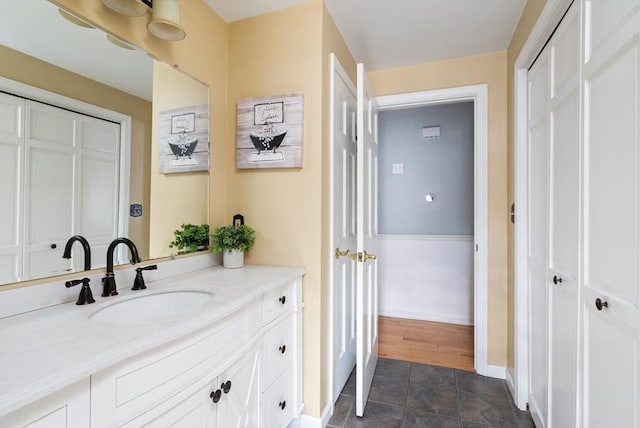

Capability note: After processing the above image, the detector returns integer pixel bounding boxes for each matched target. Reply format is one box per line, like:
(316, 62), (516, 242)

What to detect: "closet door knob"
(210, 389), (222, 403)
(595, 298), (608, 311)
(279, 295), (286, 304)
(222, 380), (232, 393)
(50, 243), (57, 249)
(552, 275), (562, 285)
(279, 345), (286, 354)
(278, 400), (286, 410)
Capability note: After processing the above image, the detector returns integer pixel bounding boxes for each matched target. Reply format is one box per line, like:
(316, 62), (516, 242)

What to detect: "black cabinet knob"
(279, 345), (286, 354)
(278, 400), (286, 410)
(595, 298), (609, 311)
(210, 389), (222, 403)
(552, 275), (562, 285)
(51, 243), (57, 249)
(279, 295), (286, 304)
(222, 380), (232, 394)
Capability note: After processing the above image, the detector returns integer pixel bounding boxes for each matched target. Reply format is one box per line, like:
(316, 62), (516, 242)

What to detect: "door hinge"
(510, 203), (515, 224)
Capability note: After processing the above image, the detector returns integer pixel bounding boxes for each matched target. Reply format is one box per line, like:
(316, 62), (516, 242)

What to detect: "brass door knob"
(335, 247), (351, 259)
(363, 251), (377, 261)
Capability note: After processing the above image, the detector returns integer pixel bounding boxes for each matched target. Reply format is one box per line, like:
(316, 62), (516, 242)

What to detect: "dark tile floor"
(328, 358), (535, 428)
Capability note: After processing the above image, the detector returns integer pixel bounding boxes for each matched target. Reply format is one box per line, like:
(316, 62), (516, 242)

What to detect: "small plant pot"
(223, 249), (244, 269)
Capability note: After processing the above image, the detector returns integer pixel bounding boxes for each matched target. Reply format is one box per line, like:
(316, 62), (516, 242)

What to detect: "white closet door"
(527, 47), (550, 428)
(0, 92), (24, 284)
(24, 101), (75, 278)
(548, 3), (580, 427)
(582, 1), (640, 427)
(77, 115), (120, 269)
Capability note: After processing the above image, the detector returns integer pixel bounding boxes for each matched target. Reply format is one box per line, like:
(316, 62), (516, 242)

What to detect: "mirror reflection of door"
(0, 90), (126, 284)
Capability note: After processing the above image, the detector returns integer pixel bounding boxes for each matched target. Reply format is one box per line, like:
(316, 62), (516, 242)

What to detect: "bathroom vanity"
(0, 262), (304, 427)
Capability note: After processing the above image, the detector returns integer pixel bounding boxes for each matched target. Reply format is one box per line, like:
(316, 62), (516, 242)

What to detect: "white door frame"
(375, 84), (489, 377)
(512, 0), (573, 410)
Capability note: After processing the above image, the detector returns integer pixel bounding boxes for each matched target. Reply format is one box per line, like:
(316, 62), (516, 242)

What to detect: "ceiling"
(205, 0), (527, 71)
(0, 0), (526, 100)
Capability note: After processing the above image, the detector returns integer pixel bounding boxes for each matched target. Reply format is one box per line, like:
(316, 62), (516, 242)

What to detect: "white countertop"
(0, 265), (305, 417)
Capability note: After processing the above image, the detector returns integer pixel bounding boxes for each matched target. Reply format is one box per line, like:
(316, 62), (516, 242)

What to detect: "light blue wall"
(378, 102), (474, 235)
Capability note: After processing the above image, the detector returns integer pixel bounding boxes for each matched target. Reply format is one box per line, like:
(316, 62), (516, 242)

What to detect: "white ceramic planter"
(222, 249), (244, 268)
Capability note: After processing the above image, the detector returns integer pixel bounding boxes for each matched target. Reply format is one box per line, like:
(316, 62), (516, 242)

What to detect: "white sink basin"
(89, 289), (216, 323)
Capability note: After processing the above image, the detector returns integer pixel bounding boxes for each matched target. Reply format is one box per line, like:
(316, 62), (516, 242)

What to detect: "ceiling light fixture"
(58, 8), (95, 28)
(102, 0), (148, 17)
(106, 34), (136, 50)
(102, 0), (186, 41)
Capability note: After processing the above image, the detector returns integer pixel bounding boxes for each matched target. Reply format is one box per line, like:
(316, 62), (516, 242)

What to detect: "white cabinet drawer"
(263, 367), (294, 428)
(91, 303), (261, 427)
(262, 314), (295, 390)
(262, 280), (298, 326)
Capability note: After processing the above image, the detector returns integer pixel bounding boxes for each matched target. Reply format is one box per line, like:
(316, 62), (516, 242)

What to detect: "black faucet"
(62, 235), (91, 271)
(102, 237), (141, 297)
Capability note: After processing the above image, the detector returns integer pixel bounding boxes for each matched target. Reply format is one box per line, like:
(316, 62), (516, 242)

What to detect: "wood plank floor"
(378, 316), (474, 372)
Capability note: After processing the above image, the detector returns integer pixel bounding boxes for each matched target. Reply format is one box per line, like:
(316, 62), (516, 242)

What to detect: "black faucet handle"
(65, 278), (86, 288)
(132, 265), (157, 290)
(65, 277), (95, 305)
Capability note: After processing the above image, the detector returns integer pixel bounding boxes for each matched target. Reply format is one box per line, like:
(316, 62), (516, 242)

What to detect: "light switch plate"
(392, 163), (404, 174)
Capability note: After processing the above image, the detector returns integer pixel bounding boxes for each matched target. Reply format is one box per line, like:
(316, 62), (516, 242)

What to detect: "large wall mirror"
(0, 0), (210, 286)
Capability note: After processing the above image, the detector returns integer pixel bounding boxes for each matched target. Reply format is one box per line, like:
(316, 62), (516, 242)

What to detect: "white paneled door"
(527, 45), (550, 427)
(548, 3), (580, 427)
(525, 0), (640, 426)
(331, 54), (358, 402)
(582, 1), (640, 426)
(355, 62), (379, 417)
(0, 92), (23, 284)
(0, 94), (122, 283)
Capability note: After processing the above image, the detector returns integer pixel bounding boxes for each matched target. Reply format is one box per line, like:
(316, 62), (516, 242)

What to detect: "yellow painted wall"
(227, 1), (327, 416)
(53, 0), (229, 253)
(149, 61), (210, 257)
(506, 0), (548, 371)
(0, 44), (152, 260)
(368, 52), (510, 367)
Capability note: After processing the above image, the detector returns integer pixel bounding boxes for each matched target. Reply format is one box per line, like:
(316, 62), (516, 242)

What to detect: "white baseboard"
(297, 403), (331, 428)
(505, 367), (515, 397)
(486, 364), (506, 380)
(379, 309), (473, 326)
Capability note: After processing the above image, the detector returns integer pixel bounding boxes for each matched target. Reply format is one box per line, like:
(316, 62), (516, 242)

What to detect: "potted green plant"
(169, 223), (210, 254)
(210, 224), (256, 268)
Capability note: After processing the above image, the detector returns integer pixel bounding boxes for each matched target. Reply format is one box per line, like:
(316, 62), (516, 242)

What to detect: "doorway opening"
(328, 74), (490, 412)
(375, 85), (489, 379)
(376, 101), (475, 371)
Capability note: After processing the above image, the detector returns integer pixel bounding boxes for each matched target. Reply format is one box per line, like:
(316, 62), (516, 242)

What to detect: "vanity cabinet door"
(123, 383), (216, 428)
(123, 345), (261, 428)
(0, 378), (90, 428)
(216, 345), (261, 428)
